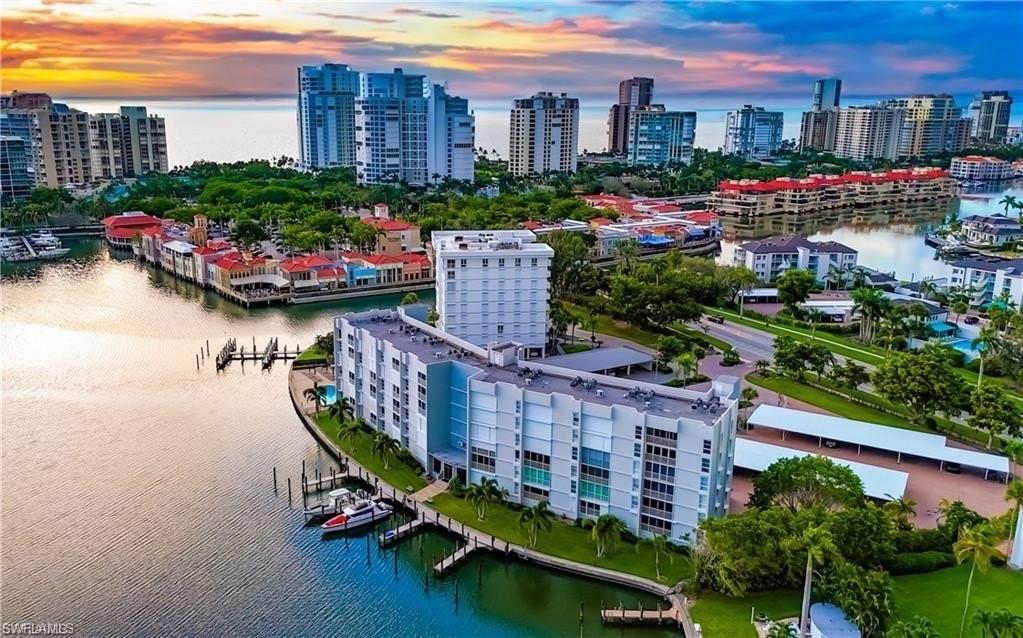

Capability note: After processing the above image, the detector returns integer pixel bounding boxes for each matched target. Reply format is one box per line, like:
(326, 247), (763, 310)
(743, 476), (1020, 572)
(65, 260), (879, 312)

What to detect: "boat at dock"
(321, 498), (393, 532)
(1, 232), (71, 263)
(303, 487), (353, 517)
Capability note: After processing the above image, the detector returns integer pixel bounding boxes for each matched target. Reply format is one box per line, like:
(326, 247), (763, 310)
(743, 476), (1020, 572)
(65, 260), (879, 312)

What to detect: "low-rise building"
(208, 253), (288, 300)
(949, 258), (1023, 308)
(949, 156), (1014, 181)
(733, 235), (858, 283)
(961, 215), (1022, 248)
(364, 218), (422, 254)
(334, 304), (740, 544)
(100, 211), (163, 248)
(708, 168), (953, 217)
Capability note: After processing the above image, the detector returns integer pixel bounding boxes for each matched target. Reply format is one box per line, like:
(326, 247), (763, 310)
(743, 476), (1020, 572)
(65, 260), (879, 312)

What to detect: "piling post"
(424, 565), (429, 592)
(287, 477), (292, 501)
(454, 577), (459, 614)
(393, 545), (399, 576)
(200, 348), (204, 362)
(331, 468), (336, 488)
(196, 354), (200, 370)
(477, 560), (482, 589)
(273, 466), (277, 490)
(579, 602), (584, 625)
(302, 460), (306, 477)
(206, 339), (210, 356)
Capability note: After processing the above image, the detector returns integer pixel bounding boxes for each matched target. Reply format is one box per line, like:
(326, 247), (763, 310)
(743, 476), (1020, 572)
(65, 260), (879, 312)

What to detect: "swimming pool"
(947, 338), (981, 360)
(323, 384), (337, 404)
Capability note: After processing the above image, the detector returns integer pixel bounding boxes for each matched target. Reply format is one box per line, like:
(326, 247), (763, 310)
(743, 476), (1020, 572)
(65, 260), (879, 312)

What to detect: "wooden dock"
(379, 518), (426, 547)
(214, 337), (300, 371)
(302, 470), (350, 493)
(601, 604), (682, 625)
(433, 544), (477, 576)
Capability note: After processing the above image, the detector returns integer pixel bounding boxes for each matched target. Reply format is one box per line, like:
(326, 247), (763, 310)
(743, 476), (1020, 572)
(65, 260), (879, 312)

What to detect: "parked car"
(964, 315), (980, 325)
(944, 462), (961, 475)
(706, 315), (725, 324)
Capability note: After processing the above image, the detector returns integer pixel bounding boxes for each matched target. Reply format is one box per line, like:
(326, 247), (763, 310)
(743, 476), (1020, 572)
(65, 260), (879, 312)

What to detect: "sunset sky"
(2, 0), (1021, 102)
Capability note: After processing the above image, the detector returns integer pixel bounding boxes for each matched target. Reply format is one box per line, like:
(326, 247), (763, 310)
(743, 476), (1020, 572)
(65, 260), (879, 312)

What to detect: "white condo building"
(333, 303), (740, 544)
(733, 235), (858, 283)
(356, 69), (430, 186)
(834, 106), (904, 161)
(723, 105), (784, 160)
(949, 258), (1023, 308)
(433, 230), (553, 353)
(427, 85), (474, 183)
(297, 64), (360, 170)
(509, 93), (580, 176)
(968, 91), (1013, 142)
(626, 106), (697, 167)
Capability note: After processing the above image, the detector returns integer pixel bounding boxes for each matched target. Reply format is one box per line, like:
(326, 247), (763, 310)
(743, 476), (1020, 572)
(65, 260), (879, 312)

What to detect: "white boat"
(303, 487), (353, 516)
(28, 231), (61, 248)
(320, 498), (393, 532)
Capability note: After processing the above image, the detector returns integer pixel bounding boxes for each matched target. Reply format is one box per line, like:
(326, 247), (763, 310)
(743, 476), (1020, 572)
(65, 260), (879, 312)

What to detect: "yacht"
(303, 488), (353, 517)
(320, 498), (392, 532)
(28, 230), (61, 249)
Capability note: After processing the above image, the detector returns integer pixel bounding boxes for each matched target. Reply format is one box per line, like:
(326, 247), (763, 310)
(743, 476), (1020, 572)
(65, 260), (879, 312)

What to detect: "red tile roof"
(684, 211), (720, 224)
(397, 252), (431, 266)
(521, 220), (544, 230)
(106, 227), (144, 240)
(590, 217), (614, 227)
(101, 213), (162, 228)
(716, 168), (949, 193)
(278, 260), (311, 273)
(361, 254), (403, 266)
(365, 218), (417, 232)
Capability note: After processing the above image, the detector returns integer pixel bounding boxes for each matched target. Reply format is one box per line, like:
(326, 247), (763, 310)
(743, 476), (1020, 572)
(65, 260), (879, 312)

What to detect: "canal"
(0, 244), (673, 637)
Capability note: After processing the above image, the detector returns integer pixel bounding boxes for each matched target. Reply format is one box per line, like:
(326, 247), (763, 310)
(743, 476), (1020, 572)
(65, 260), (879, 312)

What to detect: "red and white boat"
(320, 498), (393, 532)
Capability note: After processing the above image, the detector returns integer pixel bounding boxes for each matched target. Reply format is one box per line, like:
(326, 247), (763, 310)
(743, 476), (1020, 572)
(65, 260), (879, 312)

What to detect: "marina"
(0, 231), (71, 263)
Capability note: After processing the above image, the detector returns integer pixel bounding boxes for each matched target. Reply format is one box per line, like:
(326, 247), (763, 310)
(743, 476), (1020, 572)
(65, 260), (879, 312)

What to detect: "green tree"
(303, 382), (327, 414)
(814, 562), (895, 638)
(370, 431), (401, 470)
(973, 608), (1023, 638)
(749, 455), (865, 512)
(884, 496), (918, 531)
(337, 418), (363, 450)
(784, 525), (837, 637)
(765, 622), (797, 638)
(518, 500), (556, 547)
(772, 335), (810, 379)
(871, 350), (969, 426)
(671, 350), (698, 386)
(615, 239), (638, 273)
(739, 386), (759, 427)
(969, 383), (1023, 449)
(889, 616), (941, 638)
(327, 398), (352, 424)
(715, 265), (760, 304)
(973, 326), (1002, 389)
(954, 525), (1005, 638)
(998, 194), (1019, 215)
(852, 286), (890, 343)
(400, 292), (419, 305)
(466, 477), (505, 520)
(806, 343), (835, 382)
(638, 533), (674, 581)
(776, 268), (817, 312)
(591, 514), (628, 558)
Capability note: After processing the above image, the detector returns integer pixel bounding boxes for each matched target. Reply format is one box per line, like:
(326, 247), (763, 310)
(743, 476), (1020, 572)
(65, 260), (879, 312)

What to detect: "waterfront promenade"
(287, 365), (696, 635)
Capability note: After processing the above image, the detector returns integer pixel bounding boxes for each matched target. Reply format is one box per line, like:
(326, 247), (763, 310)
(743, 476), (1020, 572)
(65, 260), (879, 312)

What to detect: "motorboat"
(28, 230), (61, 248)
(320, 498), (393, 532)
(303, 488), (353, 516)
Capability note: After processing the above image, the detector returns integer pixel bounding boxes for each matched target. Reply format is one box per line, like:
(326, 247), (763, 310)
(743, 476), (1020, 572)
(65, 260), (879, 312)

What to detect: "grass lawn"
(892, 564), (1023, 637)
(562, 301), (663, 349)
(296, 346), (328, 363)
(430, 492), (693, 585)
(561, 343), (593, 354)
(314, 413), (427, 491)
(691, 566), (1023, 638)
(669, 322), (733, 353)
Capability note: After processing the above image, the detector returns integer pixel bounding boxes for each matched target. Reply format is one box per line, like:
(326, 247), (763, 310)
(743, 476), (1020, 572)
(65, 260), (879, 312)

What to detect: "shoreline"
(285, 362), (697, 635)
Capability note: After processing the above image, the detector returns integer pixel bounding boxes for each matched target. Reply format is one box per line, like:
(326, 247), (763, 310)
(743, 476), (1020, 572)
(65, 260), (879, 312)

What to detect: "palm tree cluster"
(465, 478), (506, 520)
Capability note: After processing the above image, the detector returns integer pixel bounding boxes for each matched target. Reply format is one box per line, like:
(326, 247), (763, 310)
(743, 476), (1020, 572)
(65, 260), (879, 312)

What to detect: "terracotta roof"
(717, 168), (949, 193)
(361, 254), (403, 266)
(684, 211), (720, 224)
(397, 252), (431, 265)
(365, 218), (417, 232)
(101, 212), (162, 228)
(590, 217), (614, 227)
(521, 221), (544, 230)
(278, 260), (311, 273)
(106, 227), (143, 240)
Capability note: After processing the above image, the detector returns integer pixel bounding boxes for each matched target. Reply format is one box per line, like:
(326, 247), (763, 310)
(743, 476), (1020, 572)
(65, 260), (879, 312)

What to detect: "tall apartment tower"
(812, 78), (842, 111)
(426, 84), (475, 183)
(626, 106), (697, 167)
(297, 64), (360, 170)
(800, 78), (842, 152)
(0, 136), (32, 202)
(1, 91), (53, 110)
(355, 68), (430, 185)
(509, 93), (580, 176)
(34, 104), (92, 187)
(969, 91), (1013, 141)
(433, 230), (554, 353)
(607, 77), (654, 156)
(880, 94), (971, 157)
(833, 106), (905, 161)
(0, 109), (40, 184)
(724, 105), (784, 160)
(89, 106), (168, 179)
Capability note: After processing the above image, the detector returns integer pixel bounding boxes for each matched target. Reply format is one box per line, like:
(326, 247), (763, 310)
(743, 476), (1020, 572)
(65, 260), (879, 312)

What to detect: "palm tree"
(973, 608), (1023, 638)
(672, 351), (698, 387)
(852, 286), (889, 344)
(591, 514), (628, 558)
(917, 278), (938, 301)
(327, 397), (352, 423)
(805, 308), (825, 341)
(639, 533), (673, 581)
(783, 525), (837, 638)
(765, 623), (798, 638)
(884, 496), (918, 530)
(370, 431), (401, 470)
(615, 239), (638, 273)
(825, 265), (844, 291)
(954, 524), (1006, 638)
(739, 387), (759, 426)
(850, 266), (869, 289)
(466, 478), (504, 520)
(755, 359), (772, 375)
(518, 500), (556, 547)
(303, 382), (327, 414)
(890, 616), (941, 638)
(338, 418), (363, 449)
(998, 194), (1019, 216)
(972, 326), (1001, 389)
(1006, 479), (1023, 558)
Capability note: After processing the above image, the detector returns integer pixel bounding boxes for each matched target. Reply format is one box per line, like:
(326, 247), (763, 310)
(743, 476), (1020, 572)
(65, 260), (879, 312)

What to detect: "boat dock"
(379, 518), (426, 547)
(211, 337), (299, 371)
(433, 544), (477, 576)
(601, 597), (686, 626)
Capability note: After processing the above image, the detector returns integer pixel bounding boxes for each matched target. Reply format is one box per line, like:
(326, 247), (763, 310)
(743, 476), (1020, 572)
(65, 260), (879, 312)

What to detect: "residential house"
(733, 235), (858, 283)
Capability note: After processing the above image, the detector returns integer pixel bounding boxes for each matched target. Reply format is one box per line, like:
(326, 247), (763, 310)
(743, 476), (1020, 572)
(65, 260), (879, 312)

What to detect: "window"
(699, 476), (709, 491)
(640, 514), (672, 534)
(497, 324), (504, 334)
(522, 484), (549, 501)
(634, 443), (641, 457)
(446, 259), (455, 268)
(702, 439), (712, 455)
(522, 451), (551, 486)
(460, 259), (467, 268)
(701, 457), (711, 473)
(482, 258), (488, 268)
(579, 501), (601, 517)
(635, 425), (643, 439)
(392, 357), (400, 370)
(531, 258), (538, 266)
(571, 447), (578, 461)
(470, 446), (496, 473)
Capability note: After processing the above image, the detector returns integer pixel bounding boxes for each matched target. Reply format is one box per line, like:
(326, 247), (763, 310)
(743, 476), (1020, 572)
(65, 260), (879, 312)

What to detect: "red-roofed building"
(708, 167), (953, 217)
(100, 211), (162, 248)
(579, 193), (635, 215)
(208, 252), (288, 300)
(396, 252), (433, 281)
(364, 217), (422, 254)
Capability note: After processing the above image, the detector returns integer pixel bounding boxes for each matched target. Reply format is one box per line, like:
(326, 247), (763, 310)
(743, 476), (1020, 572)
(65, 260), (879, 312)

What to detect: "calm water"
(0, 244), (673, 637)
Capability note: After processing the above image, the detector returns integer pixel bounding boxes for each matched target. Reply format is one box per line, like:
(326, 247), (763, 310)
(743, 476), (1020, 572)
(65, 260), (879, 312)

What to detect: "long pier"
(211, 337), (299, 371)
(287, 366), (698, 636)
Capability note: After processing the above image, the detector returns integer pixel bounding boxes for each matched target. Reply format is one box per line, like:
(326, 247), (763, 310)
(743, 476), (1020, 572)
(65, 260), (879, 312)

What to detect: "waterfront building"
(334, 303), (740, 544)
(297, 64), (360, 170)
(0, 136), (32, 203)
(434, 230), (553, 353)
(949, 257), (1023, 308)
(34, 104), (92, 187)
(626, 106), (696, 167)
(89, 106), (168, 179)
(879, 94), (971, 157)
(961, 214), (1022, 248)
(208, 252), (289, 301)
(811, 78), (842, 111)
(707, 167), (953, 217)
(968, 91), (1013, 142)
(355, 68), (431, 185)
(426, 84), (475, 183)
(833, 106), (904, 161)
(733, 235), (858, 283)
(509, 93), (579, 176)
(949, 156), (1014, 181)
(723, 105), (783, 160)
(799, 109), (839, 153)
(607, 77), (654, 156)
(0, 110), (40, 184)
(364, 218), (423, 254)
(100, 211), (163, 248)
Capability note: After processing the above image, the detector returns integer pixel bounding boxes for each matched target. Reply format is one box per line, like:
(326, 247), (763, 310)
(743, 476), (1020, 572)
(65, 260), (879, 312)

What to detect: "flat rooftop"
(343, 309), (726, 424)
(538, 346), (652, 373)
(432, 230), (554, 255)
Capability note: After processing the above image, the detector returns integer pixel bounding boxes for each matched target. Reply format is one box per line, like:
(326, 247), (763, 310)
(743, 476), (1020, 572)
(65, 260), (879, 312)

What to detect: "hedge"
(893, 528), (952, 554)
(885, 551), (956, 575)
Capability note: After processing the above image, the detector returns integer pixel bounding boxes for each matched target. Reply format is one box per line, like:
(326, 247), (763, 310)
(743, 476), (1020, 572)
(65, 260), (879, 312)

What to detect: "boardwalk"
(288, 365), (697, 637)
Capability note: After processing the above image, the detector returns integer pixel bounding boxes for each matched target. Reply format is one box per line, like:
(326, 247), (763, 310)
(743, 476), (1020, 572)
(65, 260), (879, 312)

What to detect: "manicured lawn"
(430, 492), (693, 585)
(561, 343), (593, 354)
(314, 414), (427, 491)
(746, 373), (922, 430)
(691, 566), (1023, 638)
(296, 346), (328, 363)
(670, 322), (733, 352)
(892, 564), (1023, 637)
(562, 301), (663, 348)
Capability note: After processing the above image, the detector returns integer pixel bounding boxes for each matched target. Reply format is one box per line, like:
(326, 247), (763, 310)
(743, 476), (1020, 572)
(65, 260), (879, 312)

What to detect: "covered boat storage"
(746, 405), (1010, 482)
(734, 438), (909, 500)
